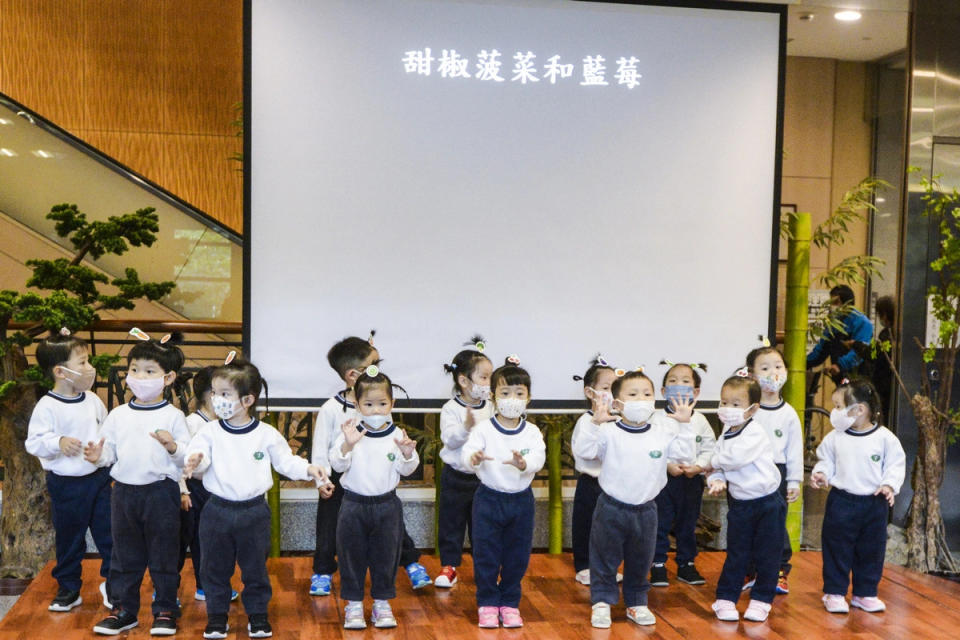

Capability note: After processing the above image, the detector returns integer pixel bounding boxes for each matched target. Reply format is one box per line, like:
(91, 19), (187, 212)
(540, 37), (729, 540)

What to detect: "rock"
(885, 523), (908, 566)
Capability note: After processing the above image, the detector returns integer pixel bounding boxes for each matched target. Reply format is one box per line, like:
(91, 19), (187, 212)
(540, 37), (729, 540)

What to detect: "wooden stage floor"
(1, 552), (957, 639)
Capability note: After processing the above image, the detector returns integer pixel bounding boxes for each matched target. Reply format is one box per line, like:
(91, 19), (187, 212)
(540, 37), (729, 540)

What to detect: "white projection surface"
(248, 0), (783, 405)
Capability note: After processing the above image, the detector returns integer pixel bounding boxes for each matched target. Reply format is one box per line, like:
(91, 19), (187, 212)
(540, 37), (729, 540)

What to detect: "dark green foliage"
(47, 203), (162, 261)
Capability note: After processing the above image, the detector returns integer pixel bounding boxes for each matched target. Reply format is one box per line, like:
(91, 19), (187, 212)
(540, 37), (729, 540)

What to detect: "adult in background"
(807, 285), (874, 386)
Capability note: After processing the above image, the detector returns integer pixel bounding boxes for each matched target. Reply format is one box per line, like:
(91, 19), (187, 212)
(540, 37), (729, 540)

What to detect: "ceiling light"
(835, 10), (862, 22)
(32, 149), (54, 158)
(0, 118), (12, 125)
(0, 148), (17, 157)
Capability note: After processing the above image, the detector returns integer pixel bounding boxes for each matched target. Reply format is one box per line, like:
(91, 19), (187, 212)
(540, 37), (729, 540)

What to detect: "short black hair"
(830, 285), (855, 305)
(127, 332), (185, 374)
(611, 370), (654, 398)
(660, 362), (706, 389)
(444, 347), (492, 395)
(191, 366), (216, 411)
(836, 377), (882, 424)
(722, 375), (761, 405)
(327, 336), (376, 379)
(354, 369), (395, 402)
(214, 357), (265, 401)
(746, 347), (785, 372)
(491, 359), (531, 394)
(36, 333), (88, 379)
(876, 295), (895, 323)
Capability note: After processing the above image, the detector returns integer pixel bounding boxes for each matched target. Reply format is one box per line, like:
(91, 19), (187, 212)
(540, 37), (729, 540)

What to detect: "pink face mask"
(126, 376), (166, 402)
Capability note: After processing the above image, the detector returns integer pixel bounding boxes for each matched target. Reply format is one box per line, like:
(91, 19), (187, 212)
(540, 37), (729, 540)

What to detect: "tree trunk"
(0, 346), (55, 578)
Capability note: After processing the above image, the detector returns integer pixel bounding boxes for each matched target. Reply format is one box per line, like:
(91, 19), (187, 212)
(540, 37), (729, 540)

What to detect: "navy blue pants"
(336, 490), (403, 602)
(199, 495), (272, 616)
(109, 479), (181, 617)
(654, 474), (704, 566)
(572, 474), (602, 572)
(716, 491), (786, 604)
(314, 471), (420, 575)
(743, 463), (793, 576)
(590, 493), (658, 607)
(821, 488), (888, 597)
(437, 465), (480, 567)
(472, 485), (534, 608)
(46, 468), (113, 592)
(178, 478), (210, 590)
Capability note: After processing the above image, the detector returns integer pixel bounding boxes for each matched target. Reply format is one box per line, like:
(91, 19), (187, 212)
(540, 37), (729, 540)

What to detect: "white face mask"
(757, 372), (787, 393)
(496, 397), (526, 419)
(60, 366), (96, 393)
(212, 395), (241, 420)
(717, 405), (754, 427)
(830, 406), (859, 431)
(619, 400), (655, 424)
(126, 376), (166, 403)
(469, 383), (491, 401)
(362, 414), (391, 430)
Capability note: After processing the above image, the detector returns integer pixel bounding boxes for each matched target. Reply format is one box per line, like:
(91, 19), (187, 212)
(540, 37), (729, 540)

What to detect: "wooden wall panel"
(781, 176), (832, 271)
(783, 57), (836, 180)
(0, 0), (87, 130)
(165, 133), (243, 232)
(78, 129), (166, 192)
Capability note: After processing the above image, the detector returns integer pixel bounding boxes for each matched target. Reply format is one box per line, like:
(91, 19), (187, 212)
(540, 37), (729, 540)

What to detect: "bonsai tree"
(0, 203), (175, 578)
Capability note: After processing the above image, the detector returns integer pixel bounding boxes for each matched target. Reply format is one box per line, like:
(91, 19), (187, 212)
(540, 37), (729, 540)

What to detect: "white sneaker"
(590, 603), (611, 628)
(626, 605), (656, 625)
(743, 600), (771, 622)
(822, 594), (849, 614)
(100, 581), (112, 610)
(712, 599), (739, 621)
(343, 601), (366, 629)
(575, 569), (590, 585)
(851, 595), (886, 612)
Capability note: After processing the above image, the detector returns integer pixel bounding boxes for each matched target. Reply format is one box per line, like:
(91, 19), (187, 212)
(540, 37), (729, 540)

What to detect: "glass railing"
(0, 92), (241, 321)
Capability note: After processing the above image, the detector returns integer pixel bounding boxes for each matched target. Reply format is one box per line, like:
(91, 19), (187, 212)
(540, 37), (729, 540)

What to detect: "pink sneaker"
(822, 594), (849, 613)
(477, 606), (499, 628)
(851, 596), (886, 612)
(712, 599), (739, 621)
(743, 600), (771, 622)
(499, 607), (523, 628)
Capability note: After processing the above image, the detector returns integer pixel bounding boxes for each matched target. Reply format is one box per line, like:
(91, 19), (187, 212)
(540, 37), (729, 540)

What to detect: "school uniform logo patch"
(695, 435), (702, 443)
(871, 454), (881, 462)
(649, 450), (663, 459)
(253, 451), (264, 460)
(774, 429), (783, 437)
(387, 452), (396, 461)
(520, 449), (530, 456)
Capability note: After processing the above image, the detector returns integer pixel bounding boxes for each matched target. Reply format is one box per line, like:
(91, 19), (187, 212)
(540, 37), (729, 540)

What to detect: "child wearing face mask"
(570, 355), (617, 586)
(810, 379), (905, 615)
(743, 345), (803, 595)
(27, 330), (113, 614)
(707, 374), (784, 624)
(329, 367), (418, 630)
(83, 333), (191, 636)
(462, 357), (545, 629)
(184, 357), (327, 639)
(573, 369), (696, 629)
(435, 336), (494, 588)
(650, 361), (715, 588)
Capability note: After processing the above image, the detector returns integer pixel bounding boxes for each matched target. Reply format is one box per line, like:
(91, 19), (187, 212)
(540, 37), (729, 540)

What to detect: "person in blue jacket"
(807, 285), (874, 385)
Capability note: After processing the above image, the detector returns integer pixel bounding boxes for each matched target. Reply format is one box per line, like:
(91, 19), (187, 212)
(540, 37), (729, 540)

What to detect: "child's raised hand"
(394, 430), (417, 459)
(183, 452), (204, 478)
(786, 487), (800, 503)
(341, 418), (364, 450)
(708, 479), (727, 496)
(669, 395), (695, 423)
(809, 471), (829, 490)
(875, 484), (895, 507)
(150, 429), (177, 453)
(59, 436), (83, 457)
(83, 438), (105, 463)
(470, 450), (494, 467)
(503, 450), (527, 471)
(667, 462), (684, 477)
(181, 493), (192, 511)
(590, 396), (616, 424)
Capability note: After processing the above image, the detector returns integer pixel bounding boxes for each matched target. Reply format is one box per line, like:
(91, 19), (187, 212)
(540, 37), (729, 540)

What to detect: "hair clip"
(506, 354), (521, 365)
(464, 334), (487, 352)
(840, 377), (850, 385)
(614, 368), (626, 377)
(367, 329), (376, 346)
(59, 327), (71, 336)
(160, 333), (172, 345)
(129, 327), (151, 341)
(659, 358), (675, 367)
(758, 334), (771, 348)
(365, 364), (380, 377)
(572, 374), (584, 382)
(225, 350), (237, 365)
(448, 362), (457, 370)
(735, 366), (750, 378)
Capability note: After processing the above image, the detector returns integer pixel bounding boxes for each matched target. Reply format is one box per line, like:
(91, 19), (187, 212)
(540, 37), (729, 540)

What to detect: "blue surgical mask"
(362, 414), (391, 430)
(664, 385), (695, 413)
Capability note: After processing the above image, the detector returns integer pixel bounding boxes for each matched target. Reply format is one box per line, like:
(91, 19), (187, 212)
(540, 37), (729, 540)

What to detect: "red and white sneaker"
(776, 570), (789, 594)
(435, 566), (458, 588)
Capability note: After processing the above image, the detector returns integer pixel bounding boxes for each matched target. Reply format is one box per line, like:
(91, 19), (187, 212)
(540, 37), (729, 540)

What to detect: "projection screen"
(246, 0), (785, 407)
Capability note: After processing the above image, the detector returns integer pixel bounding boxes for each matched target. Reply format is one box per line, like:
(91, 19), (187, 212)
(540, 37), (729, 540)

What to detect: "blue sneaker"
(194, 589), (239, 602)
(309, 574), (332, 596)
(406, 562), (432, 589)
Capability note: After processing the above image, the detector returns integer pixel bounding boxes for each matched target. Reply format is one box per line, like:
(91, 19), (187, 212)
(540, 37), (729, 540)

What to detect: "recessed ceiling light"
(0, 148), (17, 157)
(31, 149), (54, 158)
(835, 10), (862, 22)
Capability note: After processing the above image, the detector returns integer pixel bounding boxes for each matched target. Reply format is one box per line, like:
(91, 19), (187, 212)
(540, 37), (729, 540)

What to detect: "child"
(462, 357), (546, 629)
(435, 337), (494, 588)
(183, 358), (327, 639)
(707, 374), (785, 623)
(573, 369), (696, 629)
(810, 379), (905, 614)
(84, 335), (191, 636)
(650, 361), (716, 588)
(308, 334), (430, 596)
(745, 345), (803, 594)
(329, 366), (419, 629)
(26, 331), (112, 613)
(569, 355), (617, 585)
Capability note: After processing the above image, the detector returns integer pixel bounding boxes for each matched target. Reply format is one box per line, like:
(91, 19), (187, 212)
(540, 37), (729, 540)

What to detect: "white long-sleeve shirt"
(26, 391), (107, 476)
(655, 409), (716, 470)
(571, 412), (603, 477)
(812, 423), (906, 496)
(96, 400), (190, 485)
(187, 417), (313, 501)
(310, 392), (358, 477)
(461, 417), (546, 494)
(180, 410), (215, 493)
(439, 396), (494, 473)
(572, 414), (695, 505)
(330, 421), (419, 496)
(757, 399), (804, 489)
(707, 418), (781, 500)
